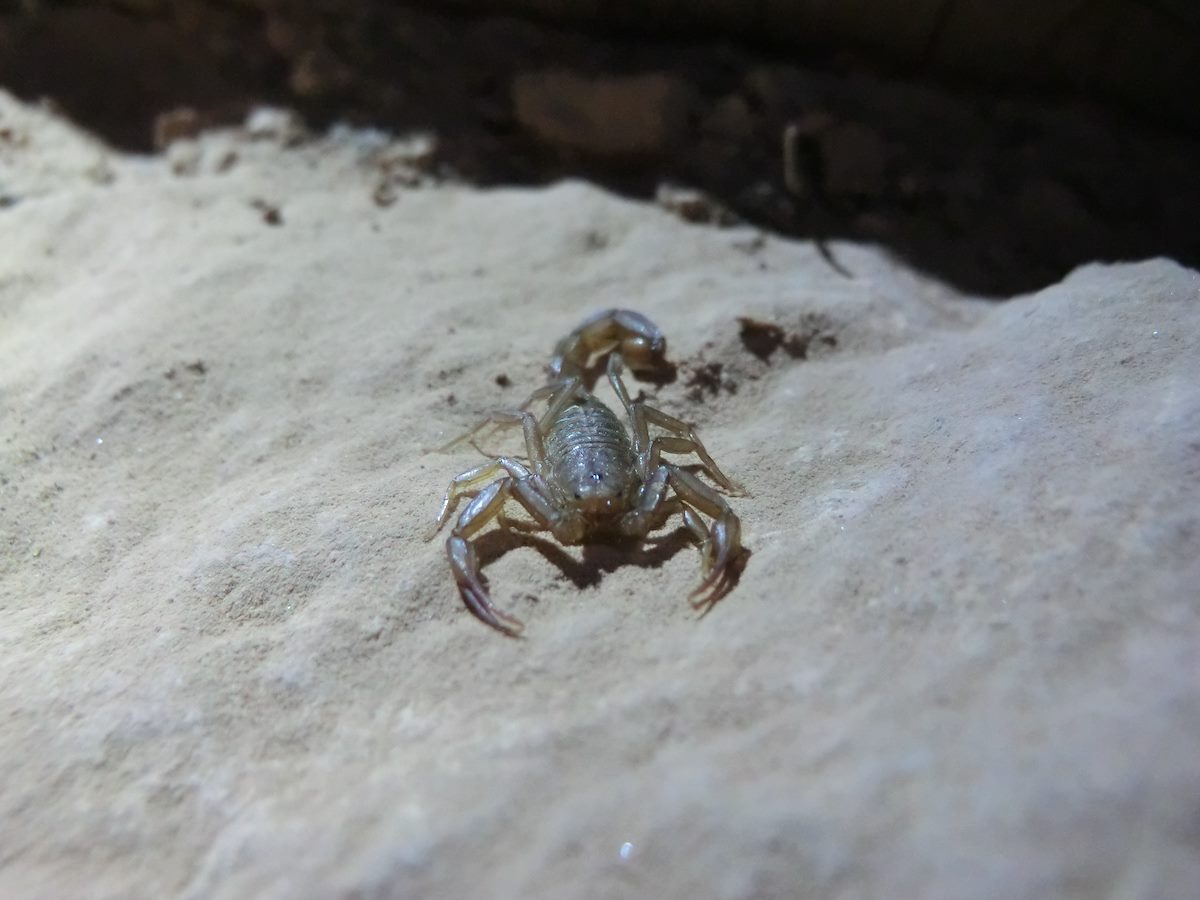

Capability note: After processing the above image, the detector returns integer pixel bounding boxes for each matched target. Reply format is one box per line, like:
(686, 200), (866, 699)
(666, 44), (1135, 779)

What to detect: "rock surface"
(1, 91), (1198, 899)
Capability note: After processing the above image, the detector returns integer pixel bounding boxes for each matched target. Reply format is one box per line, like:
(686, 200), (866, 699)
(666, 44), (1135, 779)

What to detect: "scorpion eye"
(590, 472), (603, 482)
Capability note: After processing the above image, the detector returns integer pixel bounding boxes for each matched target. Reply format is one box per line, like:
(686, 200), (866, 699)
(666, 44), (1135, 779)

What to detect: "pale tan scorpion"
(426, 310), (745, 635)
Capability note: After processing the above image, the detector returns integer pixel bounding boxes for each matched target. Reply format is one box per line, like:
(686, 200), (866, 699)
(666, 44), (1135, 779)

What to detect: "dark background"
(2, 0), (1198, 295)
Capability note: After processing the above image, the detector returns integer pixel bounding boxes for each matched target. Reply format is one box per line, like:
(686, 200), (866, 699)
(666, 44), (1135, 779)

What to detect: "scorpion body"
(427, 309), (745, 635)
(542, 397), (637, 525)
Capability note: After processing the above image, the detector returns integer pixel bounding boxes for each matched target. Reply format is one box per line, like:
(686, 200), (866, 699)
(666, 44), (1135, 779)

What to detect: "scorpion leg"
(666, 465), (744, 610)
(607, 353), (744, 494)
(526, 376), (585, 432)
(640, 407), (744, 494)
(436, 409), (541, 456)
(426, 455), (536, 540)
(439, 381), (585, 455)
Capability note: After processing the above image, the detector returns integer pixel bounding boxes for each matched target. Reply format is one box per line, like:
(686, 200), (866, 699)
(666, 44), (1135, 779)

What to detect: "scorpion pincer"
(425, 309), (746, 635)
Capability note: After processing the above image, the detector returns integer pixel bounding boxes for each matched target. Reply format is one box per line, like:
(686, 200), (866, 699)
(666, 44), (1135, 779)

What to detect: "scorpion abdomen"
(544, 398), (637, 520)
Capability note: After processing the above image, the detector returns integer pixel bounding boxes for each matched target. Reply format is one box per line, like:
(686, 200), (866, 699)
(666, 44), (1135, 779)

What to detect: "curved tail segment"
(548, 309), (669, 380)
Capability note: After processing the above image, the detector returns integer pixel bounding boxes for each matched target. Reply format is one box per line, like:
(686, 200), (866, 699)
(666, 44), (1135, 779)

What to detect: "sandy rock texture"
(2, 91), (1199, 898)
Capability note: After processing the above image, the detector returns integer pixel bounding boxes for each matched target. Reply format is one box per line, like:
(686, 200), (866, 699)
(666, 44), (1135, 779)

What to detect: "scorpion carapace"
(426, 309), (746, 635)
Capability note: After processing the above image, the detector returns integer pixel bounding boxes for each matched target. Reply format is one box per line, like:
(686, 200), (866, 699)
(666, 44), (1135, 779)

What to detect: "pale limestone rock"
(1, 91), (1198, 900)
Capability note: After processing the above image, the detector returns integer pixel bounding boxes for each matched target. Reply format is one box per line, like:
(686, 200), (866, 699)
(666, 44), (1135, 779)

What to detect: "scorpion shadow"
(471, 526), (749, 622)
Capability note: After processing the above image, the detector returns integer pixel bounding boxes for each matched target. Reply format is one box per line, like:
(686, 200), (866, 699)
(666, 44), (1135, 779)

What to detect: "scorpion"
(425, 309), (745, 635)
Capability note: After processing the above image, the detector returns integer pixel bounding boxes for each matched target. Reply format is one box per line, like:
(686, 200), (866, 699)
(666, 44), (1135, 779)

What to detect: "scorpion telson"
(426, 309), (746, 635)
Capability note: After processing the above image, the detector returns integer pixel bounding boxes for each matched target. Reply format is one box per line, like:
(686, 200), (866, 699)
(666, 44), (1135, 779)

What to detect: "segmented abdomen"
(544, 399), (636, 501)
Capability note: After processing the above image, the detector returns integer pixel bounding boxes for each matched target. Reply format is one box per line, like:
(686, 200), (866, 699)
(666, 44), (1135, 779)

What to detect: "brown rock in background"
(440, 0), (1200, 134)
(512, 70), (694, 158)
